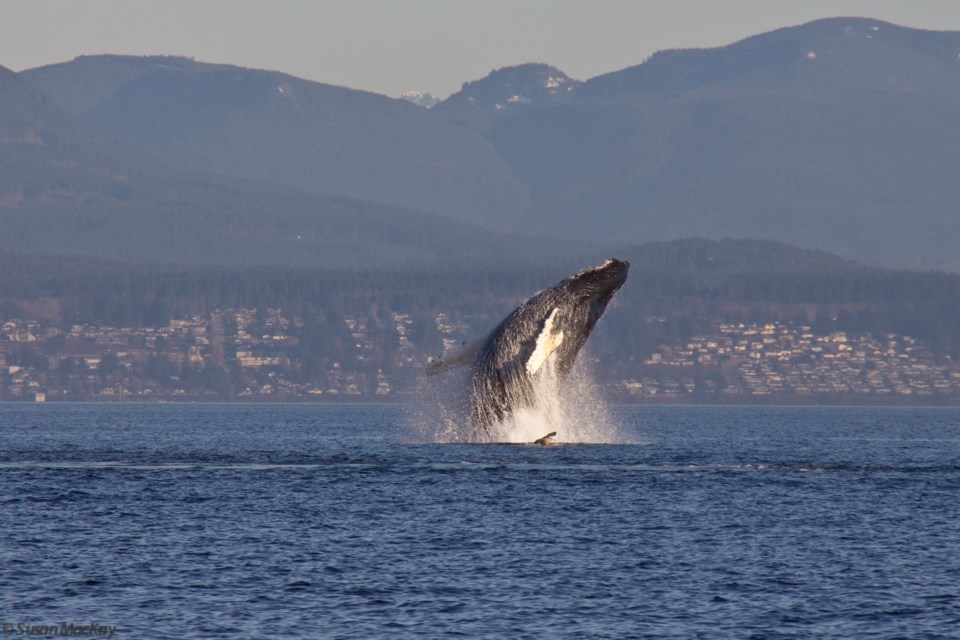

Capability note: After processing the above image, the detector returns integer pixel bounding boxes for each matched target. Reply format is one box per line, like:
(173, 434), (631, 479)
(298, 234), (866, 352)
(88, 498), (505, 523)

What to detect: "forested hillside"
(0, 64), (546, 267)
(21, 55), (529, 226)
(2, 240), (958, 358)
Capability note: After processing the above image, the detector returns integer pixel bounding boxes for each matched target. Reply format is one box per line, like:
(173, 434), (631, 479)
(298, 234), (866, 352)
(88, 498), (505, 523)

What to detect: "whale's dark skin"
(427, 259), (629, 436)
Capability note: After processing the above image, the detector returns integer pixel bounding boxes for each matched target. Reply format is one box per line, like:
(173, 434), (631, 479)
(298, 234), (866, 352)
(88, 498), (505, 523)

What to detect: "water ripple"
(1, 404), (959, 638)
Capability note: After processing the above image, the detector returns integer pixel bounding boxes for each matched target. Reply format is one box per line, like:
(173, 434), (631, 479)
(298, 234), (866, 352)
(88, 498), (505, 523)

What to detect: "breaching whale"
(427, 259), (629, 437)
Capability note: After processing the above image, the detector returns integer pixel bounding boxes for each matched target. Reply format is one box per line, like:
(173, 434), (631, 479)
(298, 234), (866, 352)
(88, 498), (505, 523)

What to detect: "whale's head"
(523, 258), (628, 378)
(562, 258), (629, 319)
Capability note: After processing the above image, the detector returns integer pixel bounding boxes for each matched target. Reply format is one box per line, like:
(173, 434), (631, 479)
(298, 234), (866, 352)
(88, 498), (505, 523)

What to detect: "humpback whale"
(427, 259), (629, 436)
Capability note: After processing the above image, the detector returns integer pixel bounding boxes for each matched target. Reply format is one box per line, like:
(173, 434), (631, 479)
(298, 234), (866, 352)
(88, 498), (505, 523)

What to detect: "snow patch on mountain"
(401, 91), (441, 108)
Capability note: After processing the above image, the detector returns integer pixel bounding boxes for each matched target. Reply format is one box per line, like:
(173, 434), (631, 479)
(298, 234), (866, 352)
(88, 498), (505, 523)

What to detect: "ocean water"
(2, 403), (959, 639)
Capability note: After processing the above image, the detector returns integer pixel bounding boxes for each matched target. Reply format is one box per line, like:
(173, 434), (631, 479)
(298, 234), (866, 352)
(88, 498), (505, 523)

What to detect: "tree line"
(2, 248), (959, 358)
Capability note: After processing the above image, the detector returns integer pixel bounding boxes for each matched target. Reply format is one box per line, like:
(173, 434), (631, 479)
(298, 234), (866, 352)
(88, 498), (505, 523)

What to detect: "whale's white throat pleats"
(526, 307), (564, 375)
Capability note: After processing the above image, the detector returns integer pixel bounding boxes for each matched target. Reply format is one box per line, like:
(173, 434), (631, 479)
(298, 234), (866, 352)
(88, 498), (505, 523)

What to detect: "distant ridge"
(583, 17), (960, 96)
(15, 17), (960, 269)
(456, 18), (960, 269)
(22, 55), (530, 227)
(435, 63), (581, 131)
(0, 64), (550, 267)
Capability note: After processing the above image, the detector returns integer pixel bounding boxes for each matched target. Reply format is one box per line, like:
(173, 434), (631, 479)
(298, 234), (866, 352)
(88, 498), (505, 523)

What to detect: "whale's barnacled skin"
(427, 259), (629, 436)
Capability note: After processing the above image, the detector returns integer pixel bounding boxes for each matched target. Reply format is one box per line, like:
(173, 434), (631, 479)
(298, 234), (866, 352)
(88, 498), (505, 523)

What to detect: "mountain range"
(7, 17), (960, 269)
(0, 64), (544, 267)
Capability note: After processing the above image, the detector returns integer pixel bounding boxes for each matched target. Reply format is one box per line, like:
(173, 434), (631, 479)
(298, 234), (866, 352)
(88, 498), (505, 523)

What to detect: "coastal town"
(621, 322), (960, 402)
(2, 310), (959, 404)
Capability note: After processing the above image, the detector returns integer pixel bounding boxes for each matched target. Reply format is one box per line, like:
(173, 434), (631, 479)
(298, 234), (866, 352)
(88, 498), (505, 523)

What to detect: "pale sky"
(4, 0), (960, 98)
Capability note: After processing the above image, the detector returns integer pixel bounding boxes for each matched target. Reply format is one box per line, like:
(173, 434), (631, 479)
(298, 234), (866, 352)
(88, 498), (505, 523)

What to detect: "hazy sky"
(4, 0), (960, 98)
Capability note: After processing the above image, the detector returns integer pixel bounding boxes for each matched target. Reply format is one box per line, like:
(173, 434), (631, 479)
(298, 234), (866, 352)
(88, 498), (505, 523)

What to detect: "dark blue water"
(2, 404), (959, 639)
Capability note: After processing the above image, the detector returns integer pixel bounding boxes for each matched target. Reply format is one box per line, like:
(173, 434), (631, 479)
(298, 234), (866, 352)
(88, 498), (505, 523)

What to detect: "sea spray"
(409, 364), (471, 443)
(488, 358), (621, 443)
(411, 354), (623, 443)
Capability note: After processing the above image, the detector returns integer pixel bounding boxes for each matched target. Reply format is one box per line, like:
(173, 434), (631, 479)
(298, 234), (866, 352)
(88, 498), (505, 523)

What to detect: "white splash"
(489, 358), (618, 443)
(411, 353), (623, 444)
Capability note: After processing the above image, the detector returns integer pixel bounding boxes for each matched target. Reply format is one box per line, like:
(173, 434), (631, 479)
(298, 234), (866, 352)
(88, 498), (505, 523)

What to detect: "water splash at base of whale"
(411, 358), (624, 444)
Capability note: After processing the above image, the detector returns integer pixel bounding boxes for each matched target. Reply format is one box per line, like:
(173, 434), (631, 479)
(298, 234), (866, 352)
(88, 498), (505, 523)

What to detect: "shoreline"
(5, 394), (959, 408)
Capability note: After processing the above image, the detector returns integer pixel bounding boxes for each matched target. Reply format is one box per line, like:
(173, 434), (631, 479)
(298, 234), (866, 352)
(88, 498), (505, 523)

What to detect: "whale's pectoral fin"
(426, 339), (483, 376)
(533, 431), (557, 446)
